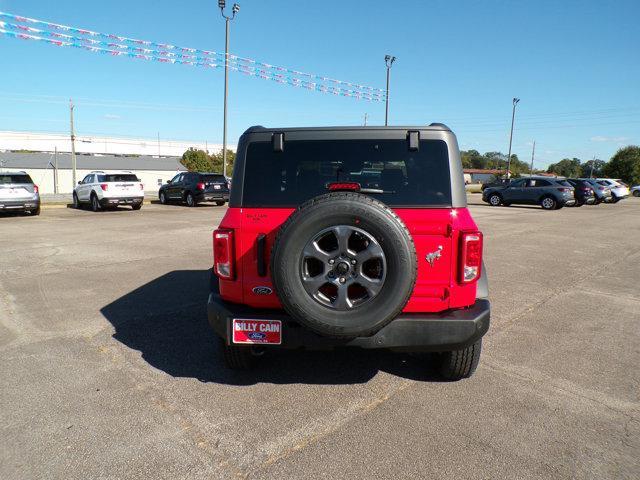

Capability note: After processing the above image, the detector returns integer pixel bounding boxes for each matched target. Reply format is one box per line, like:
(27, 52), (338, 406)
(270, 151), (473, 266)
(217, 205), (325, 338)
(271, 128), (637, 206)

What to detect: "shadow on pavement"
(100, 269), (443, 386)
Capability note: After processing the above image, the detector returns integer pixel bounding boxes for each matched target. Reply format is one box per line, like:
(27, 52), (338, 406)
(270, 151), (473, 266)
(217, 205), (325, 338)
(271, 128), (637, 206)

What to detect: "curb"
(42, 199), (155, 209)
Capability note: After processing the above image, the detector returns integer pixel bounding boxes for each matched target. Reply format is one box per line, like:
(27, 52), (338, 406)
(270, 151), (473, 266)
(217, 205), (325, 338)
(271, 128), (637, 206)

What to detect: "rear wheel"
(186, 192), (196, 207)
(91, 194), (100, 212)
(488, 193), (502, 206)
(73, 193), (80, 209)
(132, 204), (142, 211)
(31, 206), (41, 216)
(633, 190), (640, 197)
(437, 339), (482, 381)
(215, 201), (225, 206)
(540, 196), (557, 210)
(611, 194), (620, 203)
(159, 191), (167, 204)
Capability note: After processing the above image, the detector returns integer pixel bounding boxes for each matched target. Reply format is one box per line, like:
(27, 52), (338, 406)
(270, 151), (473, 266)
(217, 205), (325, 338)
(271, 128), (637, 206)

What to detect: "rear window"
(97, 174), (139, 182)
(202, 175), (226, 183)
(241, 139), (451, 207)
(555, 180), (572, 187)
(0, 174), (33, 184)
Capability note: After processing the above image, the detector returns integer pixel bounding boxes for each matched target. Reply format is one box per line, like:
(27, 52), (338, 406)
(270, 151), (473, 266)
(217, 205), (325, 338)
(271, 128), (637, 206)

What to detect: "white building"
(0, 131), (225, 157)
(0, 151), (188, 194)
(0, 131), (236, 194)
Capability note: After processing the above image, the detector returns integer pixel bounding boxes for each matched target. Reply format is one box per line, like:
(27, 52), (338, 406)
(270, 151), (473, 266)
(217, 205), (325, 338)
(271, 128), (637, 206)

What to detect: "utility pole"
(157, 132), (161, 157)
(205, 140), (209, 154)
(384, 55), (396, 126)
(54, 146), (59, 194)
(506, 97), (520, 178)
(529, 140), (535, 177)
(219, 1), (240, 178)
(363, 113), (368, 126)
(69, 99), (77, 187)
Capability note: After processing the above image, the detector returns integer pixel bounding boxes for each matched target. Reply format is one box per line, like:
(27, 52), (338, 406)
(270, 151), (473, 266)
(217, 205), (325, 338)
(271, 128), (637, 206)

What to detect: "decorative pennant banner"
(0, 11), (386, 101)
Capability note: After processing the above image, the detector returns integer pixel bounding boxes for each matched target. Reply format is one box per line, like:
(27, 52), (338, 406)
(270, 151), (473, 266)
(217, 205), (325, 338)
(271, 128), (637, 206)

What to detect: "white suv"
(596, 178), (630, 203)
(73, 170), (144, 211)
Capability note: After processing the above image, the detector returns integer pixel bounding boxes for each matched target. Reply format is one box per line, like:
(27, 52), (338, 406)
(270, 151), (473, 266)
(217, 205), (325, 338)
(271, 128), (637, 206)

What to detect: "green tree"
(547, 158), (582, 177)
(580, 159), (606, 178)
(603, 146), (640, 185)
(180, 148), (212, 172)
(210, 149), (236, 175)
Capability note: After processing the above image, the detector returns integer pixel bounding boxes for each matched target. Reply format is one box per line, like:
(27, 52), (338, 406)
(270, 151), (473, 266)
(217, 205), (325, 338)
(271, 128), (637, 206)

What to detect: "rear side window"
(241, 139), (451, 207)
(555, 180), (571, 187)
(0, 174), (33, 184)
(529, 179), (551, 187)
(97, 174), (139, 182)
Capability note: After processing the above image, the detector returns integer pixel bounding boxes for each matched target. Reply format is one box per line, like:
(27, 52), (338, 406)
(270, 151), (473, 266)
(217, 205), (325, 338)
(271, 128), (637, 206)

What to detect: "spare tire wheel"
(271, 192), (417, 337)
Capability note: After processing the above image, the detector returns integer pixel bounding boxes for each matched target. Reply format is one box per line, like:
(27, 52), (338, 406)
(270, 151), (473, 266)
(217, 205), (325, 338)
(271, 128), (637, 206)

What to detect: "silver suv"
(482, 176), (575, 210)
(0, 171), (40, 216)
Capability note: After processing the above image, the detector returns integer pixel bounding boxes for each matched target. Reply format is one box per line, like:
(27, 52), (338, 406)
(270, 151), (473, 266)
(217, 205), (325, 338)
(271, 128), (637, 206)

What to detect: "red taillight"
(100, 183), (108, 191)
(213, 229), (235, 279)
(459, 231), (483, 284)
(328, 182), (361, 191)
(139, 183), (144, 190)
(558, 187), (571, 192)
(197, 182), (205, 191)
(33, 185), (39, 194)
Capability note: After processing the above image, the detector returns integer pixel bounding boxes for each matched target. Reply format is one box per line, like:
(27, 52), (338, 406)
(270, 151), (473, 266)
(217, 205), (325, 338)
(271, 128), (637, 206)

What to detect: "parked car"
(580, 179), (612, 204)
(158, 172), (229, 207)
(73, 170), (144, 211)
(482, 176), (575, 210)
(566, 179), (596, 206)
(632, 185), (640, 197)
(596, 178), (630, 203)
(0, 171), (40, 215)
(209, 124), (490, 381)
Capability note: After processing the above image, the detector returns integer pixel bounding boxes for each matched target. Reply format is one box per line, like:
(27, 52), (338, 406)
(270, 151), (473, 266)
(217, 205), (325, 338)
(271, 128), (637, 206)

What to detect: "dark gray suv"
(0, 171), (40, 215)
(482, 176), (575, 210)
(158, 172), (229, 207)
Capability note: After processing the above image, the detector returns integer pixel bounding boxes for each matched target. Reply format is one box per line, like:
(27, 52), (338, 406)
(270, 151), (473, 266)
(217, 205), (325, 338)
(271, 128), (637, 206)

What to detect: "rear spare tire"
(271, 192), (417, 337)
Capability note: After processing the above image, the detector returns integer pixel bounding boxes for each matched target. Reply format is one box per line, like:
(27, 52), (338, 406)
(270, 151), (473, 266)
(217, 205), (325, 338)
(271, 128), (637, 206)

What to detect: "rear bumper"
(99, 196), (143, 207)
(207, 293), (490, 352)
(196, 192), (229, 202)
(0, 198), (40, 210)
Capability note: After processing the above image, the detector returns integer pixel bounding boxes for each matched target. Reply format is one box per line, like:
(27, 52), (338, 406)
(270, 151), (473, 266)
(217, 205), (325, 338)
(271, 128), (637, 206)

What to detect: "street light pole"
(506, 97), (520, 178)
(219, 1), (240, 178)
(530, 140), (535, 177)
(384, 55), (396, 126)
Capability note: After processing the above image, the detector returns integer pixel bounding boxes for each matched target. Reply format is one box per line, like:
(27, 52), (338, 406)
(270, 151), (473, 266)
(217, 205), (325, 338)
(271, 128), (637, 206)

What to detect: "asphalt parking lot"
(1, 197), (639, 480)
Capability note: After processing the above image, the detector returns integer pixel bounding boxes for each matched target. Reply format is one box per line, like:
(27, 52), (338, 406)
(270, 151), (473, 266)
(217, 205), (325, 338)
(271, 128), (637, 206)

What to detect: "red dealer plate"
(232, 319), (282, 345)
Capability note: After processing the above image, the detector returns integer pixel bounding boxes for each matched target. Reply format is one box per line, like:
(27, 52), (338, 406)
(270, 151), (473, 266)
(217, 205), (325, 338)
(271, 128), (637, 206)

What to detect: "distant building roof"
(0, 152), (187, 171)
(463, 169), (510, 175)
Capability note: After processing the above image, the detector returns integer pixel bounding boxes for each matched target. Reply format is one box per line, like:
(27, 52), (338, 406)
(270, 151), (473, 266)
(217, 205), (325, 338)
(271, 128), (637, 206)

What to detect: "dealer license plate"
(232, 319), (282, 345)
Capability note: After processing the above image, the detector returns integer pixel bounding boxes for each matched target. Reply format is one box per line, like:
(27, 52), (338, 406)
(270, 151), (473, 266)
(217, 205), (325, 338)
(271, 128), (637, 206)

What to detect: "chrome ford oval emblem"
(252, 286), (273, 295)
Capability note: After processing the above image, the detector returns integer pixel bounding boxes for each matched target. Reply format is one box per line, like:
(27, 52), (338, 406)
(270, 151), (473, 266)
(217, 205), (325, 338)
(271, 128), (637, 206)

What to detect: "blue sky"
(0, 0), (638, 168)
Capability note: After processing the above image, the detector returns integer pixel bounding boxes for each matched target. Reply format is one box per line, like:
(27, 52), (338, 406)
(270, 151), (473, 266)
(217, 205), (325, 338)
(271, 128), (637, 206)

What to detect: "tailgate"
(395, 209), (453, 312)
(106, 183), (142, 196)
(0, 184), (32, 199)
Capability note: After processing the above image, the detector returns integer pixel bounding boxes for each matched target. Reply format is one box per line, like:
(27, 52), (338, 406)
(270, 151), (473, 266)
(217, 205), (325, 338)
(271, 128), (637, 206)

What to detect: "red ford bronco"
(208, 124), (489, 380)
